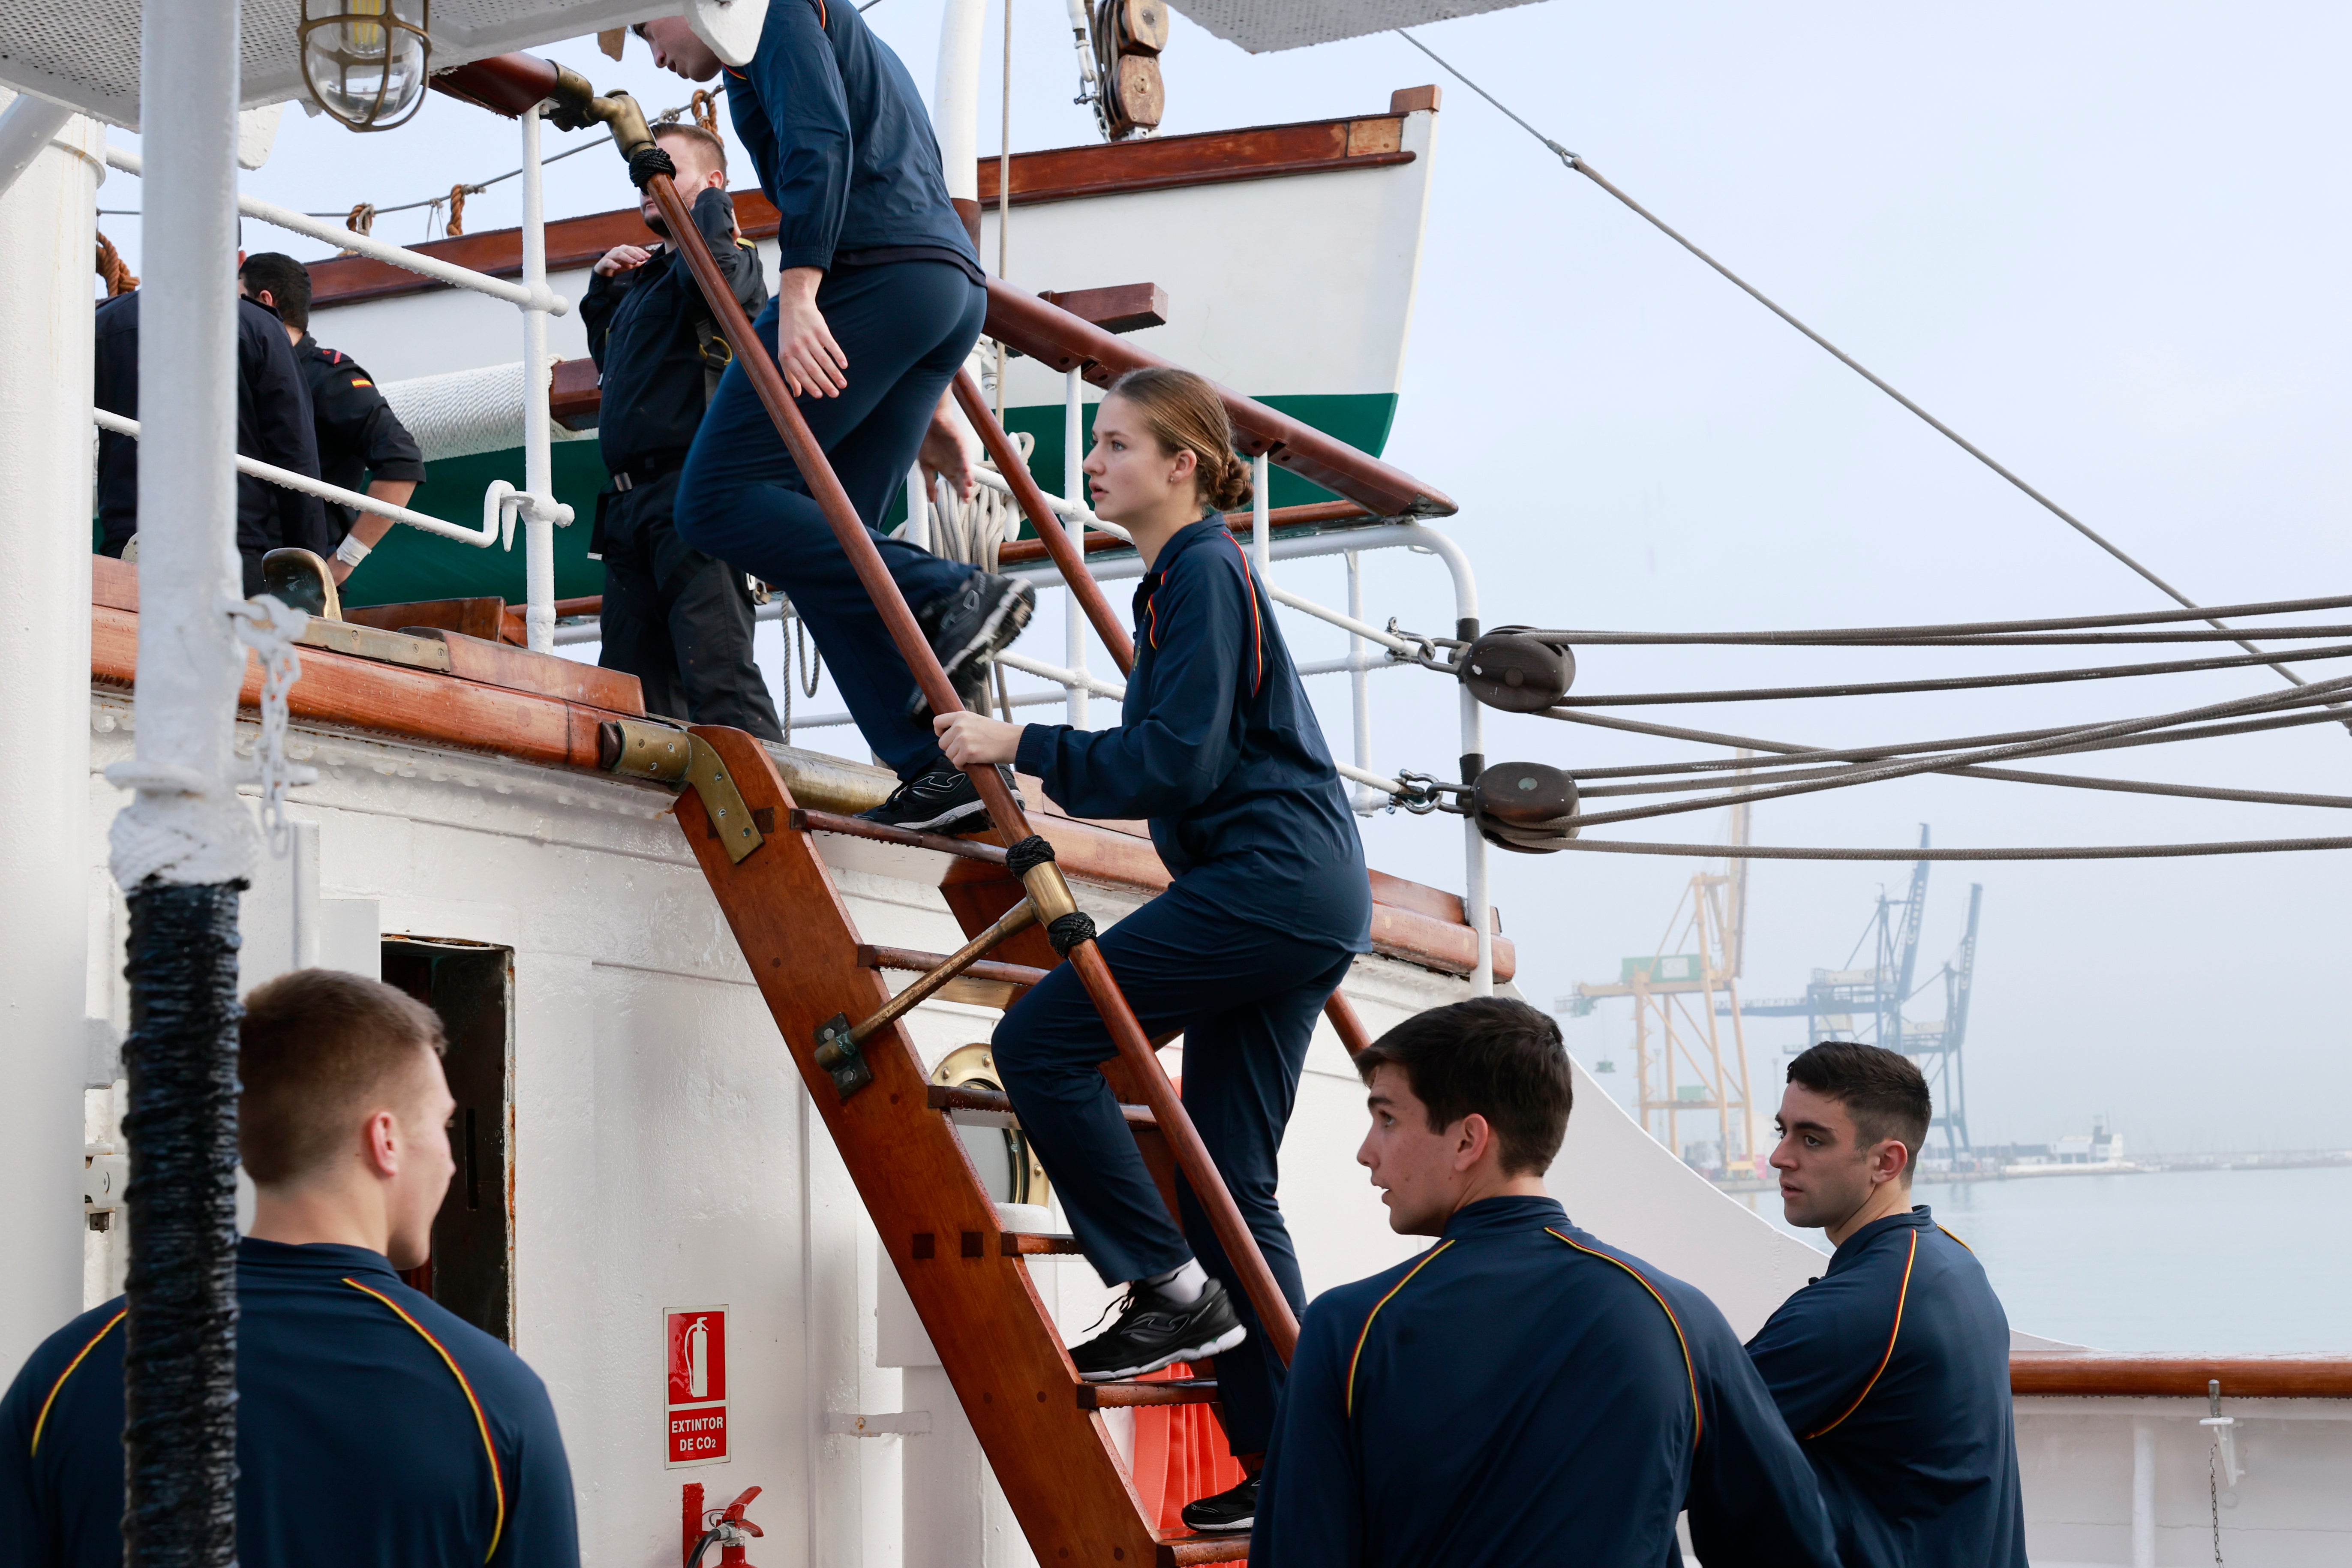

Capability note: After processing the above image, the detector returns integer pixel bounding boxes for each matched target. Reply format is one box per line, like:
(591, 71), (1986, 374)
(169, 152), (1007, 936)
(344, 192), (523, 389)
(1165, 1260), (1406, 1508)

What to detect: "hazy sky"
(102, 1), (2352, 1153)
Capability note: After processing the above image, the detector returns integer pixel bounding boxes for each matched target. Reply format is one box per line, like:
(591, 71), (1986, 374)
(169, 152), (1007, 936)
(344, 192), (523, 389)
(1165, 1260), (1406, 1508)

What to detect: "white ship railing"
(99, 128), (575, 651)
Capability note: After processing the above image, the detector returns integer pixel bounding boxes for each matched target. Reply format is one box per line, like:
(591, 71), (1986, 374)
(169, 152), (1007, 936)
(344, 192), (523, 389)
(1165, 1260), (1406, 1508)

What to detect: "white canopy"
(0, 0), (663, 128)
(1166, 0), (1547, 54)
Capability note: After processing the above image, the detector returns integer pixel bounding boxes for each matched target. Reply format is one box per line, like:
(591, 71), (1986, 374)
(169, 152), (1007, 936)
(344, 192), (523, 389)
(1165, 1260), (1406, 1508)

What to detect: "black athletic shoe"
(1070, 1277), (1247, 1382)
(915, 595), (994, 714)
(856, 761), (1020, 836)
(908, 574), (1035, 718)
(1179, 1475), (1259, 1535)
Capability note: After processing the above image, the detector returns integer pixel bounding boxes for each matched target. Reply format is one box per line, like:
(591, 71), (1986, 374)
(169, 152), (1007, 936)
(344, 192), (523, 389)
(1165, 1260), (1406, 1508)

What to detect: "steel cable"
(1556, 835), (2352, 862)
(1508, 593), (2352, 645)
(1562, 669), (2352, 832)
(1391, 27), (2337, 709)
(1563, 640), (2352, 708)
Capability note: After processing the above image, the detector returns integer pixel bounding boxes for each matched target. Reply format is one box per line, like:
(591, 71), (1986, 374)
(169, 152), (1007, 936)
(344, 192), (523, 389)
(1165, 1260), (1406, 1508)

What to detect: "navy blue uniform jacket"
(1746, 1207), (2027, 1568)
(0, 1239), (579, 1568)
(294, 332), (426, 538)
(1251, 1196), (1837, 1568)
(725, 0), (983, 279)
(94, 292), (334, 559)
(582, 185), (769, 476)
(1016, 515), (1373, 951)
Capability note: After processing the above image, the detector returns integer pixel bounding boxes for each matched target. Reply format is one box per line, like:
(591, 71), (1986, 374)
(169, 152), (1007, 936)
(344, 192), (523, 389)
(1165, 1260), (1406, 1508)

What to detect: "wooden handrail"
(983, 278), (1456, 521)
(646, 169), (1303, 1364)
(2011, 1354), (2352, 1399)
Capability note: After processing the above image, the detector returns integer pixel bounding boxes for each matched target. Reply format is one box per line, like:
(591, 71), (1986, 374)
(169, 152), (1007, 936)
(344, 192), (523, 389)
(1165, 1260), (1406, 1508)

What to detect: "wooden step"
(1158, 1538), (1249, 1566)
(1077, 1378), (1221, 1409)
(861, 945), (1050, 988)
(926, 1082), (1156, 1129)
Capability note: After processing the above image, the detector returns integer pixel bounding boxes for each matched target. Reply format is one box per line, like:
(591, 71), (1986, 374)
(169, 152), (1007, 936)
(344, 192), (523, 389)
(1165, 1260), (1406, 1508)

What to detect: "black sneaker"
(855, 761), (1021, 836)
(908, 574), (1035, 718)
(1180, 1474), (1259, 1535)
(914, 595), (994, 715)
(1070, 1277), (1246, 1382)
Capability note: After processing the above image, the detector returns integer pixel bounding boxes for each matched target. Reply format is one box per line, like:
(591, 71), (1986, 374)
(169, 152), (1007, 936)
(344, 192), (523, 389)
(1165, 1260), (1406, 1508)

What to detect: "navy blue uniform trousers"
(996, 876), (1355, 1456)
(674, 259), (985, 779)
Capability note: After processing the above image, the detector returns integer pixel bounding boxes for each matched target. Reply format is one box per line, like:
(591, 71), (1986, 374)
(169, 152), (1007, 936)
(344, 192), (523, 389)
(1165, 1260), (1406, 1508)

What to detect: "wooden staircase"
(655, 727), (1250, 1565)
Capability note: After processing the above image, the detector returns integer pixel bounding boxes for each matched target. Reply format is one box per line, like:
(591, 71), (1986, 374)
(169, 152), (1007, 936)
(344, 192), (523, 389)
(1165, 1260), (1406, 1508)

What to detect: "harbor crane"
(1724, 826), (1980, 1156)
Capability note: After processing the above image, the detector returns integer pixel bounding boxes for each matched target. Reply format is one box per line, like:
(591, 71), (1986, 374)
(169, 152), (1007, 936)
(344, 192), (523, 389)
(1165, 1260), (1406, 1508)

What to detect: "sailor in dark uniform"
(1249, 998), (1839, 1568)
(238, 253), (427, 586)
(933, 369), (1373, 1534)
(577, 124), (783, 739)
(1746, 1041), (2028, 1568)
(94, 280), (333, 597)
(640, 2), (1035, 832)
(0, 970), (579, 1568)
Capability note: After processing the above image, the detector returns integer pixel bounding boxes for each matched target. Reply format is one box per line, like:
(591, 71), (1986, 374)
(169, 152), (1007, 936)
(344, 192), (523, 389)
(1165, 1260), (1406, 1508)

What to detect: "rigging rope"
(1503, 592), (2352, 645)
(1557, 835), (2352, 862)
(1562, 640), (2352, 708)
(1391, 27), (2337, 712)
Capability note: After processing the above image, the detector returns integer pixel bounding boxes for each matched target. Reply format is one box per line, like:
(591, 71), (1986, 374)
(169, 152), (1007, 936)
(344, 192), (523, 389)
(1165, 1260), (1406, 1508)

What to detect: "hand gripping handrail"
(580, 84), (1303, 1363)
(982, 279), (1458, 520)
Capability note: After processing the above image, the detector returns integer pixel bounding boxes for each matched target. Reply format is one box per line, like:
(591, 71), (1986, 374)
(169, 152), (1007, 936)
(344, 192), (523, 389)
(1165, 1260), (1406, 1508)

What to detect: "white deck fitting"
(0, 0), (668, 128)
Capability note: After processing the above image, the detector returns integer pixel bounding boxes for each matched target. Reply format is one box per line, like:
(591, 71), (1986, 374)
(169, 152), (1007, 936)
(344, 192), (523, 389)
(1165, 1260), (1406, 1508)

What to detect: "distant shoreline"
(1712, 1150), (2352, 1193)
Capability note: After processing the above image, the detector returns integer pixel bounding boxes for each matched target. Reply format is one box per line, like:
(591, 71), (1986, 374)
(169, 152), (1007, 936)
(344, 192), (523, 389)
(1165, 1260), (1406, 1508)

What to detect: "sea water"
(1742, 1165), (2352, 1354)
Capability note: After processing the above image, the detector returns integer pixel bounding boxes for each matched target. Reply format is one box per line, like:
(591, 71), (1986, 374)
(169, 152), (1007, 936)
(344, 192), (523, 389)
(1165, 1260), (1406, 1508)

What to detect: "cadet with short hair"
(1250, 998), (1837, 1568)
(238, 252), (428, 586)
(579, 123), (783, 739)
(1746, 1041), (2027, 1568)
(0, 970), (581, 1568)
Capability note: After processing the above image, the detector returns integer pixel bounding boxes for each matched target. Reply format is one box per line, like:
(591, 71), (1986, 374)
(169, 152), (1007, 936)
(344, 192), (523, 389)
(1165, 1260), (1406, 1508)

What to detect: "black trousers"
(597, 472), (784, 741)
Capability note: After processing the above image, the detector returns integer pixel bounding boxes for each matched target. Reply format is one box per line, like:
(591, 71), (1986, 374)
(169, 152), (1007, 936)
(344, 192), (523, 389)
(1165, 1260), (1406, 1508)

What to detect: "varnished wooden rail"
(2011, 1354), (2352, 1398)
(1079, 1379), (1221, 1409)
(928, 1082), (1155, 1128)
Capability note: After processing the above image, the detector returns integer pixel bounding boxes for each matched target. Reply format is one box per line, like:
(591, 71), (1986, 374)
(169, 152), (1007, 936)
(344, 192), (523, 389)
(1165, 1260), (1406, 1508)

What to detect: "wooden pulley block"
(1469, 762), (1581, 855)
(1460, 627), (1574, 713)
(1111, 55), (1165, 131)
(1112, 0), (1170, 54)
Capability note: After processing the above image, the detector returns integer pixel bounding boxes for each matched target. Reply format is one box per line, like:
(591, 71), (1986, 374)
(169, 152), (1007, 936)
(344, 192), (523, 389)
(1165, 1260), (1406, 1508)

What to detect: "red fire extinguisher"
(684, 1484), (764, 1567)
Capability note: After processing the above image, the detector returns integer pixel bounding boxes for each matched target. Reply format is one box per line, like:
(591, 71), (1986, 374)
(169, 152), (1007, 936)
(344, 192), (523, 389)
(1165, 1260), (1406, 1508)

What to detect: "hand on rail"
(919, 391), (980, 501)
(595, 243), (653, 277)
(774, 267), (848, 398)
(934, 709), (1025, 767)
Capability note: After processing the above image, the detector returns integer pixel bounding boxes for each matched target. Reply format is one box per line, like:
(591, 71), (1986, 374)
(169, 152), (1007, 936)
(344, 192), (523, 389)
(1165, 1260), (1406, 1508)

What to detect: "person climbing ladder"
(933, 368), (1374, 1536)
(638, 1), (1033, 832)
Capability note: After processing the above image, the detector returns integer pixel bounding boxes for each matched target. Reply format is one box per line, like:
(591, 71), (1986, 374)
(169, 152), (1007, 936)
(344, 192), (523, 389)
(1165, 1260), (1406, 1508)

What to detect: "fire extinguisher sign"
(664, 1306), (729, 1467)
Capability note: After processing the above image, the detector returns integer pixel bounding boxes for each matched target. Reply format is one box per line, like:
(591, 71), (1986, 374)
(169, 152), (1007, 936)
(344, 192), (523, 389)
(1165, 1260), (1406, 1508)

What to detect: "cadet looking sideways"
(93, 272), (333, 597)
(1747, 1041), (2028, 1568)
(237, 252), (427, 586)
(0, 970), (580, 1568)
(934, 369), (1372, 1536)
(1250, 998), (1838, 1568)
(580, 122), (783, 739)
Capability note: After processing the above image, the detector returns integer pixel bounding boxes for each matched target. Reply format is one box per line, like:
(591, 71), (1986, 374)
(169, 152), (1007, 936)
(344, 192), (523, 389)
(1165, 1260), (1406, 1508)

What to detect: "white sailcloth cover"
(1167, 0), (1548, 54)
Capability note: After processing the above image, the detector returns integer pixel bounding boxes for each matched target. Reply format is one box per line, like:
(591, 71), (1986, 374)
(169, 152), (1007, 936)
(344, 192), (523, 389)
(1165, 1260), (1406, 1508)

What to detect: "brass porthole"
(931, 1043), (1051, 1207)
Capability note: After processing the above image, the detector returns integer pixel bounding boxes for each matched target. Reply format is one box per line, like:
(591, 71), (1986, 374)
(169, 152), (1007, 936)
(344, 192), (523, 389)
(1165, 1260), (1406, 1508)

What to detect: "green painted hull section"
(181, 390), (1398, 612)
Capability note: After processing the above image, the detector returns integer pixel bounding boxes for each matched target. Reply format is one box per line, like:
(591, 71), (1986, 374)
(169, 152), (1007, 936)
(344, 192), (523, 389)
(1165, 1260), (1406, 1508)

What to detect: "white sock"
(1145, 1258), (1209, 1305)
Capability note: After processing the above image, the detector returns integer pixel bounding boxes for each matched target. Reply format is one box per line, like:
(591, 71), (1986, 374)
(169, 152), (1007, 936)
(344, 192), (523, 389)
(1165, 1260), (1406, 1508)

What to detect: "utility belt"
(591, 449), (692, 557)
(607, 448), (692, 492)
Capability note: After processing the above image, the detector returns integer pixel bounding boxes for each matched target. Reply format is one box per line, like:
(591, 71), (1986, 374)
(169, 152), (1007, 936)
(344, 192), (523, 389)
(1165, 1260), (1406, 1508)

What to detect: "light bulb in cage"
(299, 0), (432, 131)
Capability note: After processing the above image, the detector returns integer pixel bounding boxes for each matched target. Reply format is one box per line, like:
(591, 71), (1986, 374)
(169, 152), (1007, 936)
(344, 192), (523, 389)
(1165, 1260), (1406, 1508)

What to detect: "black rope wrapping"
(627, 143), (679, 191)
(1003, 834), (1057, 878)
(1047, 911), (1098, 958)
(120, 880), (244, 1568)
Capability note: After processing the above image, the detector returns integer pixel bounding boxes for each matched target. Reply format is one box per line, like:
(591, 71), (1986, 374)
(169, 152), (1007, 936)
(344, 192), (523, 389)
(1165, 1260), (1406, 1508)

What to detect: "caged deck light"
(299, 0), (432, 131)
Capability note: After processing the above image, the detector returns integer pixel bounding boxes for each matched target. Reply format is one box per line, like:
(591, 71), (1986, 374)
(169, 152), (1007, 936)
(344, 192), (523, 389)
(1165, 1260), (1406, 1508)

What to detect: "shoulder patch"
(347, 377), (373, 388)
